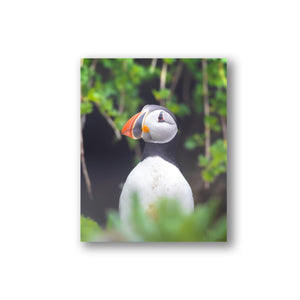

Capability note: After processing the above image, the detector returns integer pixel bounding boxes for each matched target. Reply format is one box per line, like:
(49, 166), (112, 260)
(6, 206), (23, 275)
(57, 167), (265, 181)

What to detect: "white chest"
(119, 156), (194, 221)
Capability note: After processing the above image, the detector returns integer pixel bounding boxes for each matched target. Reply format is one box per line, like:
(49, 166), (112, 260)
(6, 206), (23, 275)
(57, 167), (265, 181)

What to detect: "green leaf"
(114, 114), (129, 131)
(202, 170), (215, 182)
(101, 59), (113, 68)
(163, 58), (176, 65)
(198, 155), (209, 166)
(184, 133), (204, 150)
(80, 102), (93, 115)
(87, 88), (102, 104)
(127, 138), (138, 150)
(198, 140), (227, 183)
(81, 196), (226, 242)
(152, 88), (171, 100)
(184, 138), (198, 150)
(152, 89), (160, 100)
(101, 98), (113, 112)
(160, 88), (171, 99)
(166, 102), (190, 117)
(106, 211), (122, 230)
(81, 216), (102, 242)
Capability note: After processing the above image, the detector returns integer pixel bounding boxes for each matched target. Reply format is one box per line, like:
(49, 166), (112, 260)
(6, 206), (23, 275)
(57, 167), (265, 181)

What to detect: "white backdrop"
(1, 1), (300, 299)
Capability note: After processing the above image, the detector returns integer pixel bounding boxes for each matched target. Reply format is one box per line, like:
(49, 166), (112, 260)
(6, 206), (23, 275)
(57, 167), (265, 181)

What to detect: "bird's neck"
(142, 134), (178, 166)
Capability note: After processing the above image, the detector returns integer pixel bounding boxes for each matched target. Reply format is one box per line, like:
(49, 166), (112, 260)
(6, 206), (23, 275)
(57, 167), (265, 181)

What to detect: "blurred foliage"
(199, 140), (227, 183)
(184, 133), (205, 150)
(81, 197), (226, 242)
(80, 216), (102, 242)
(80, 58), (227, 184)
(81, 58), (150, 130)
(182, 58), (227, 183)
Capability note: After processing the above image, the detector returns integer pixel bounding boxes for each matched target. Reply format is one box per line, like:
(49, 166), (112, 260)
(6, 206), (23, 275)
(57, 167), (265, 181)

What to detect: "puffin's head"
(121, 105), (178, 144)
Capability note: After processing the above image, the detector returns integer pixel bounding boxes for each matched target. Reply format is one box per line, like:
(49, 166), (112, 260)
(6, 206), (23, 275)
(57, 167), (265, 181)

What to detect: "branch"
(220, 115), (227, 141)
(118, 89), (125, 114)
(203, 59), (210, 158)
(160, 61), (167, 90)
(202, 59), (210, 189)
(90, 59), (97, 71)
(80, 60), (97, 200)
(81, 116), (94, 200)
(118, 60), (127, 114)
(150, 58), (157, 73)
(102, 111), (122, 140)
(160, 61), (168, 106)
(167, 60), (184, 102)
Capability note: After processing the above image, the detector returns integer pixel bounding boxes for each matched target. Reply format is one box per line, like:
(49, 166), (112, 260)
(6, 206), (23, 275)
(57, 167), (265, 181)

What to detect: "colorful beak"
(121, 111), (146, 139)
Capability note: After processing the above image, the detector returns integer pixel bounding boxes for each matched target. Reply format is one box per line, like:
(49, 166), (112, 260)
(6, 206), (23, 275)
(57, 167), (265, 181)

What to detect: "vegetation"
(80, 58), (227, 242)
(81, 197), (226, 242)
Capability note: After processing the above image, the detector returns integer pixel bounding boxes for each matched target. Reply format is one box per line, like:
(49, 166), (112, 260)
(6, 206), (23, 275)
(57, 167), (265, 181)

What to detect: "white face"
(141, 109), (178, 143)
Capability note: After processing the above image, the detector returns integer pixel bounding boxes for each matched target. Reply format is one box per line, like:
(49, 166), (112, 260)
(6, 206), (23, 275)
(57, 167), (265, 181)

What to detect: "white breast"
(119, 156), (194, 221)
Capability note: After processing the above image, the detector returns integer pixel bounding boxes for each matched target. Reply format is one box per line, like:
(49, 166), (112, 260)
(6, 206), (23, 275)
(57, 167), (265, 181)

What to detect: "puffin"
(119, 104), (194, 221)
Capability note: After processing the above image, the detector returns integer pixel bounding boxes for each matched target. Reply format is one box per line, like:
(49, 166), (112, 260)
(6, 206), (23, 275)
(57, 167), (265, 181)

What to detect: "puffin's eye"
(158, 111), (165, 122)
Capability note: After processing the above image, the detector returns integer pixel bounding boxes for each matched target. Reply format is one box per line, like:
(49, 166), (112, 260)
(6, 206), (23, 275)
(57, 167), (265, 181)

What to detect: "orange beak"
(121, 111), (146, 139)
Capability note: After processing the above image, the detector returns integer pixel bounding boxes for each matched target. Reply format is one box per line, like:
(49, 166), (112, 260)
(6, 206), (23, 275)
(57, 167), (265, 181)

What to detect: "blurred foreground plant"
(81, 197), (227, 242)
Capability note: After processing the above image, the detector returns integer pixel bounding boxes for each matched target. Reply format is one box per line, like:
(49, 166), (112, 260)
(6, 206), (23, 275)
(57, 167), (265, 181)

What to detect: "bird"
(119, 104), (194, 222)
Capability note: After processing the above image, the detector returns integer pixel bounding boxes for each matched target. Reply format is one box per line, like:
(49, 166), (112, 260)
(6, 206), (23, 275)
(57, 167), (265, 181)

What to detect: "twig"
(80, 60), (97, 200)
(90, 59), (97, 71)
(217, 86), (227, 141)
(118, 89), (125, 114)
(167, 60), (184, 102)
(87, 59), (98, 88)
(118, 60), (127, 114)
(160, 61), (168, 106)
(150, 58), (157, 73)
(81, 116), (94, 200)
(202, 59), (210, 189)
(102, 111), (122, 140)
(160, 61), (167, 90)
(220, 115), (227, 141)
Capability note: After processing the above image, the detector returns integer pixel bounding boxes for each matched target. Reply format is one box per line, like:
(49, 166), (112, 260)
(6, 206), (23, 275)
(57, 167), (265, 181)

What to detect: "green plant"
(199, 139), (227, 183)
(183, 59), (227, 184)
(81, 197), (227, 242)
(80, 216), (103, 242)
